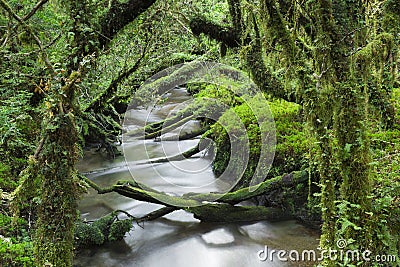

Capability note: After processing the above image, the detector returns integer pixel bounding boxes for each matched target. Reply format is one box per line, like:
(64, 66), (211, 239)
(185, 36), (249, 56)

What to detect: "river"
(74, 88), (319, 267)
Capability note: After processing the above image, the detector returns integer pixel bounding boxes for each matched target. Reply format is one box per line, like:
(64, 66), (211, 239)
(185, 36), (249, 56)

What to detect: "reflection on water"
(74, 88), (319, 267)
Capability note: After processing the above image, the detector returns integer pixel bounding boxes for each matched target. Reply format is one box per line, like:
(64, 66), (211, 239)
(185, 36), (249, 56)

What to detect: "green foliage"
(0, 162), (16, 191)
(0, 214), (34, 267)
(0, 239), (34, 267)
(365, 88), (400, 258)
(195, 83), (243, 107)
(0, 91), (38, 184)
(268, 99), (310, 176)
(0, 213), (26, 236)
(74, 213), (133, 248)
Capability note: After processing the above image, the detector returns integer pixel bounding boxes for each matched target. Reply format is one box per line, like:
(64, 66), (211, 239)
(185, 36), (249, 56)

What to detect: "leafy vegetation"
(0, 0), (399, 266)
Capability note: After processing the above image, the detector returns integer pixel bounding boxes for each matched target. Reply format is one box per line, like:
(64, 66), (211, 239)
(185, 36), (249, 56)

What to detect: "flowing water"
(74, 88), (319, 267)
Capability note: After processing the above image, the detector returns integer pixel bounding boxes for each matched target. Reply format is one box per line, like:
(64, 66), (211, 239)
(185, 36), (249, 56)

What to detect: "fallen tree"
(141, 143), (202, 164)
(157, 125), (209, 142)
(82, 170), (308, 223)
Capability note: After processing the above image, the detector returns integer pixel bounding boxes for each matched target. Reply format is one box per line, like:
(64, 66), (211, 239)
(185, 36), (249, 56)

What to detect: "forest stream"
(74, 88), (319, 267)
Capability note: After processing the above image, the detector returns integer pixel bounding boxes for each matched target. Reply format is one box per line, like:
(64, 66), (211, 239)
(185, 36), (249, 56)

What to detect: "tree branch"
(99, 0), (157, 47)
(136, 207), (177, 223)
(23, 0), (50, 21)
(189, 17), (241, 48)
(83, 170), (308, 222)
(0, 0), (54, 73)
(140, 143), (202, 164)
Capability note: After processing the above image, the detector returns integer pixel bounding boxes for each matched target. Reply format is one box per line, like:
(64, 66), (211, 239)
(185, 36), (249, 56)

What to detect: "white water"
(74, 88), (319, 267)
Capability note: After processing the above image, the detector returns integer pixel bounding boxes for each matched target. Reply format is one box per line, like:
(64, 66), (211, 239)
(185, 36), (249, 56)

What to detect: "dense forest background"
(0, 0), (399, 266)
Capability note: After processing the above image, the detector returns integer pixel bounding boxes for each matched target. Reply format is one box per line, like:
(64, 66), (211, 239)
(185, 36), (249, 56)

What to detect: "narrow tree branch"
(33, 138), (45, 159)
(0, 0), (54, 73)
(136, 207), (177, 223)
(23, 0), (50, 21)
(81, 175), (114, 194)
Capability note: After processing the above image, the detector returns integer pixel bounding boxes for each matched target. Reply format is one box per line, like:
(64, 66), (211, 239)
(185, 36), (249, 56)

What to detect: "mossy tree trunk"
(0, 1), (82, 265)
(34, 109), (81, 267)
(190, 0), (397, 265)
(32, 71), (82, 266)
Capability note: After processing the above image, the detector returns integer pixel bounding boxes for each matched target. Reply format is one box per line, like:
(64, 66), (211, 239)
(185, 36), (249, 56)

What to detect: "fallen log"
(144, 115), (195, 139)
(187, 204), (291, 222)
(125, 110), (193, 137)
(140, 143), (202, 164)
(82, 170), (308, 223)
(157, 126), (209, 142)
(184, 170), (308, 205)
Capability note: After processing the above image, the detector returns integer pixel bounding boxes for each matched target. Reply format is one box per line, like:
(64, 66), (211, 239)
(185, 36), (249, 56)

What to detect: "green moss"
(75, 222), (105, 247)
(354, 33), (394, 65)
(92, 213), (114, 235)
(383, 0), (400, 38)
(108, 219), (133, 242)
(210, 95), (311, 188)
(195, 83), (243, 107)
(74, 213), (133, 248)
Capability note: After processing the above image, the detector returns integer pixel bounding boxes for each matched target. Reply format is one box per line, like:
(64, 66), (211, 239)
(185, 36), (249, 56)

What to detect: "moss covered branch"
(144, 115), (195, 139)
(99, 0), (157, 47)
(83, 170), (308, 222)
(142, 143), (202, 164)
(158, 126), (209, 141)
(189, 17), (241, 48)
